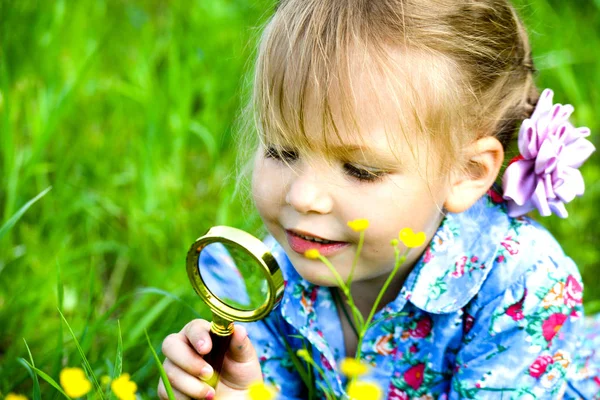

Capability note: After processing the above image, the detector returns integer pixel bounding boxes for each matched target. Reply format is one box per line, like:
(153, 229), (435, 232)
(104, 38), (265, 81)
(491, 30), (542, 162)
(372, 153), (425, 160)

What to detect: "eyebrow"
(328, 144), (402, 167)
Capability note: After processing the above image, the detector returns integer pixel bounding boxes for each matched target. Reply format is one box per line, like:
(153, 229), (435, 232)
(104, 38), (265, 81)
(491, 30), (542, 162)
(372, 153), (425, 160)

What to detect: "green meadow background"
(0, 0), (598, 397)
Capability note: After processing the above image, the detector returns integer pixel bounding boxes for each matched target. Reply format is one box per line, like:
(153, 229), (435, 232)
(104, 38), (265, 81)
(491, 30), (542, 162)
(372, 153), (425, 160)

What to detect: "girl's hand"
(158, 319), (263, 399)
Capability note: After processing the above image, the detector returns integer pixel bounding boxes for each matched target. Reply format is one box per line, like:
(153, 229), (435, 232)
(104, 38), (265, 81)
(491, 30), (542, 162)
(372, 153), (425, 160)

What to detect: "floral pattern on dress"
(198, 190), (598, 399)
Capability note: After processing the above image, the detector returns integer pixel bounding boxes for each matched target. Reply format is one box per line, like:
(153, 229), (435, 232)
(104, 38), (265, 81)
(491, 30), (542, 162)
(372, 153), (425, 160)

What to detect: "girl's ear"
(443, 136), (504, 213)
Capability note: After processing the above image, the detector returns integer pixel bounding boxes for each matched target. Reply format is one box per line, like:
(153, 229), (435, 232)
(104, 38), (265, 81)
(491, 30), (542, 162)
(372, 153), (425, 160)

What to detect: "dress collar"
(403, 189), (510, 313)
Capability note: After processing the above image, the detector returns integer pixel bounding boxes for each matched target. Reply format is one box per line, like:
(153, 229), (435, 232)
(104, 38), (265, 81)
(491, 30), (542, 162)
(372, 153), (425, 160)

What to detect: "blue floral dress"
(199, 189), (599, 399)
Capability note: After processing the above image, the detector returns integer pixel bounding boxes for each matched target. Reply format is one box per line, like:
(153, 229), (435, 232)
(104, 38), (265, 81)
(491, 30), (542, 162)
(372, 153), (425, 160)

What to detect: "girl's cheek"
(252, 162), (284, 213)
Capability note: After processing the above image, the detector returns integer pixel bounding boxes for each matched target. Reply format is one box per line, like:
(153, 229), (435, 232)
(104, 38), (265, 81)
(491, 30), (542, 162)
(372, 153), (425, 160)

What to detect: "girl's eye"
(343, 163), (386, 182)
(265, 146), (299, 162)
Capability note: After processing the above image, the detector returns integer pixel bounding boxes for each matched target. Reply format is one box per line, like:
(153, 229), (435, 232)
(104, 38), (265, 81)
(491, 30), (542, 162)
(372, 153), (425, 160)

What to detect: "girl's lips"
(285, 230), (350, 256)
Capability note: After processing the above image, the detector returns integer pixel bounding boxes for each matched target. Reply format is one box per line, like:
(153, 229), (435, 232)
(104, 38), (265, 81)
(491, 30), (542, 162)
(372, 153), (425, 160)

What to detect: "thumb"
(218, 324), (262, 392)
(227, 324), (257, 364)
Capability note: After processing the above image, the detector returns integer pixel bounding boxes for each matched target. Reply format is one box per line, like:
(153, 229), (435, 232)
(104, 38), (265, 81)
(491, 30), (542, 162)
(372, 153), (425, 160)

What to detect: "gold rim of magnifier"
(186, 226), (284, 323)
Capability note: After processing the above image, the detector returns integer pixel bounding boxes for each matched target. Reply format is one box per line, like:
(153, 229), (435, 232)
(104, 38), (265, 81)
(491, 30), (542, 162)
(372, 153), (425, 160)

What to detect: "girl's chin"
(298, 269), (342, 287)
(289, 260), (348, 287)
(290, 257), (401, 288)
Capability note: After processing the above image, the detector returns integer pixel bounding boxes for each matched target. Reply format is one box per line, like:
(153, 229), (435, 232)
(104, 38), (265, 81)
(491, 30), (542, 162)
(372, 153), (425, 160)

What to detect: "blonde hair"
(235, 0), (539, 200)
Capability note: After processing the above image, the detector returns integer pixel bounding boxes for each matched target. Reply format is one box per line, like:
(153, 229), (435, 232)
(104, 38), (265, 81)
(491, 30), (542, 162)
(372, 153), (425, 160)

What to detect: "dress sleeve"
(449, 257), (584, 399)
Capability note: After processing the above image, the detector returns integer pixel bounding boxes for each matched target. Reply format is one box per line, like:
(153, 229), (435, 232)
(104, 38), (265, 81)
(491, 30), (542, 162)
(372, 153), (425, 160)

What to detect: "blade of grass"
(295, 348), (335, 398)
(189, 121), (217, 160)
(78, 258), (97, 348)
(57, 309), (105, 399)
(0, 56), (16, 222)
(53, 260), (65, 379)
(135, 287), (202, 318)
(280, 335), (315, 400)
(114, 321), (123, 378)
(19, 359), (71, 400)
(144, 330), (176, 400)
(108, 320), (123, 400)
(124, 296), (173, 348)
(22, 339), (41, 400)
(0, 186), (52, 240)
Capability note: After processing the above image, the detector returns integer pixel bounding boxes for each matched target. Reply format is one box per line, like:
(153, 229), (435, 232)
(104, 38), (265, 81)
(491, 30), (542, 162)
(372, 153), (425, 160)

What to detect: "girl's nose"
(285, 165), (334, 215)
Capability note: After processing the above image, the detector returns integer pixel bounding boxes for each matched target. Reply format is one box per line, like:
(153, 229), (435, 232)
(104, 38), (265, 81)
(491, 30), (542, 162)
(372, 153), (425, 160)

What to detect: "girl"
(159, 0), (597, 398)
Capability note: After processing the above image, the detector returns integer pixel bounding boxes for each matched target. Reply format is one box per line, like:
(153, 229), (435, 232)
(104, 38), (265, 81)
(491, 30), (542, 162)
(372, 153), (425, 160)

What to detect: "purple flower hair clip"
(502, 88), (595, 218)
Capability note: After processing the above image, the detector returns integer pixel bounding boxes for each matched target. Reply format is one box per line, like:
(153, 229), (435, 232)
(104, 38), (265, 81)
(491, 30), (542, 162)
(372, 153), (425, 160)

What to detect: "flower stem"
(355, 246), (406, 361)
(317, 254), (365, 330)
(345, 230), (364, 287)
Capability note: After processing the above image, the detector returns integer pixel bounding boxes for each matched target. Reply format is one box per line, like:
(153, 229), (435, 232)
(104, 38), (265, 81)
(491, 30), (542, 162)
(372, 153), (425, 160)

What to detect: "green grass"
(0, 0), (274, 396)
(0, 0), (598, 397)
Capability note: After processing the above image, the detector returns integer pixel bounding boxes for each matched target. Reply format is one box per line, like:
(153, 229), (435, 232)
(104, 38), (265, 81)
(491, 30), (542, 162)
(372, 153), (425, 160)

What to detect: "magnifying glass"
(186, 226), (285, 388)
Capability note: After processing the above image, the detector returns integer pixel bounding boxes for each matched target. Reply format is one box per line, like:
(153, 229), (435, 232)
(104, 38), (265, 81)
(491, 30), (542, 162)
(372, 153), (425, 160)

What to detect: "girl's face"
(251, 113), (454, 286)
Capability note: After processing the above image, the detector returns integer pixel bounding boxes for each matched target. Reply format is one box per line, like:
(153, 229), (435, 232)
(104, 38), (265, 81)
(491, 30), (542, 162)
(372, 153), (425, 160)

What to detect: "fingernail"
(200, 365), (213, 379)
(236, 324), (248, 340)
(206, 389), (215, 400)
(196, 339), (205, 352)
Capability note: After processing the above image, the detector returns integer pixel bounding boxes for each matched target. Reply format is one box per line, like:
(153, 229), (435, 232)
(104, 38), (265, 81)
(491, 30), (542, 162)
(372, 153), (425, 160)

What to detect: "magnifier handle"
(204, 330), (233, 388)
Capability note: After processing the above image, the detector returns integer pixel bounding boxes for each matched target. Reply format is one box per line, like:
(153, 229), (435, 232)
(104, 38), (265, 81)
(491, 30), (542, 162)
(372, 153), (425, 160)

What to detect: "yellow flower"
(59, 367), (92, 398)
(111, 373), (137, 400)
(346, 380), (382, 400)
(100, 375), (111, 385)
(347, 219), (369, 232)
(5, 394), (28, 400)
(296, 348), (312, 362)
(247, 381), (276, 400)
(340, 358), (369, 377)
(304, 249), (321, 259)
(398, 228), (426, 248)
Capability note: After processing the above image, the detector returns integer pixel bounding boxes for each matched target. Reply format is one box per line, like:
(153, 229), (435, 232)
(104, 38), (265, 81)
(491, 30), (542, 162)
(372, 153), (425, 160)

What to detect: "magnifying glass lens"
(199, 242), (270, 311)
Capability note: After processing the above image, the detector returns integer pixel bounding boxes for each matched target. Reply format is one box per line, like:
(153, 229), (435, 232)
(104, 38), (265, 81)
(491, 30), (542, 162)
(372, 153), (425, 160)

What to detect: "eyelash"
(264, 146), (386, 183)
(265, 146), (299, 162)
(343, 163), (386, 182)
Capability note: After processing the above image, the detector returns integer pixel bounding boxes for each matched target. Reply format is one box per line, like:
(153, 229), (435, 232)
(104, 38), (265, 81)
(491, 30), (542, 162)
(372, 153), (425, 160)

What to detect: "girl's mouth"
(285, 230), (350, 256)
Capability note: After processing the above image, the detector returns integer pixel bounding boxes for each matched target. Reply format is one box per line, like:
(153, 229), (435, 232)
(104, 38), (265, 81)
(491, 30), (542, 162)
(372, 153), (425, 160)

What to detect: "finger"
(183, 319), (213, 355)
(162, 334), (214, 380)
(218, 324), (262, 390)
(163, 359), (216, 399)
(157, 378), (191, 400)
(226, 324), (257, 364)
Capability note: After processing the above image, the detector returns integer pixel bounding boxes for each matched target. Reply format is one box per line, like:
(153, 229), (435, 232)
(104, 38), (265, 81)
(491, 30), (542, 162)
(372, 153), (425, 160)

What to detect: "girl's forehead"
(259, 44), (462, 159)
(263, 67), (432, 163)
